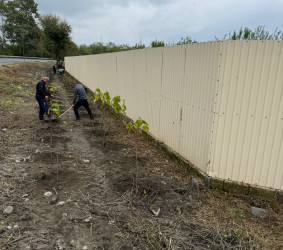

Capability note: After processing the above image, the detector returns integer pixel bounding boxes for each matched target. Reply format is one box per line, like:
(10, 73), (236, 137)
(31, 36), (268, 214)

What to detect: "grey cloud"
(35, 0), (283, 46)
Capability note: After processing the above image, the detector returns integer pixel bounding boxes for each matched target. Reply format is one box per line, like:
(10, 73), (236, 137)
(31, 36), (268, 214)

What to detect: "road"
(0, 56), (54, 65)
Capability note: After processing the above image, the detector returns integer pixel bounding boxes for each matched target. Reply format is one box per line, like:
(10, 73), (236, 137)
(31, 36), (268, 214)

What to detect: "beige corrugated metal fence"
(65, 40), (283, 191)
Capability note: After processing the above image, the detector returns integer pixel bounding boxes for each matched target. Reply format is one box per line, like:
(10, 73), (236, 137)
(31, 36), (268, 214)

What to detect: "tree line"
(0, 0), (75, 63)
(0, 0), (282, 61)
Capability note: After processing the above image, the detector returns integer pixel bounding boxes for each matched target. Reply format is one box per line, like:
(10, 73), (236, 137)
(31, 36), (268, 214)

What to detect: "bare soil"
(0, 62), (282, 249)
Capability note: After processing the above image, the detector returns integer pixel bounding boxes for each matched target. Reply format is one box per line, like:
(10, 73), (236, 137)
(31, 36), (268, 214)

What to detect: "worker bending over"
(70, 81), (93, 120)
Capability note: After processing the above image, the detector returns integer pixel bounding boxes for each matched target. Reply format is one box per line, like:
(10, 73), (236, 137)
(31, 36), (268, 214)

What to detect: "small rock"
(3, 206), (13, 215)
(22, 194), (29, 198)
(151, 208), (161, 217)
(57, 201), (65, 206)
(50, 196), (58, 205)
(35, 149), (40, 154)
(23, 156), (31, 162)
(44, 191), (52, 197)
(83, 159), (90, 163)
(84, 217), (92, 223)
(108, 220), (115, 225)
(55, 238), (66, 250)
(15, 160), (21, 163)
(13, 224), (19, 229)
(191, 178), (199, 189)
(251, 207), (266, 217)
(204, 176), (212, 188)
(82, 246), (88, 250)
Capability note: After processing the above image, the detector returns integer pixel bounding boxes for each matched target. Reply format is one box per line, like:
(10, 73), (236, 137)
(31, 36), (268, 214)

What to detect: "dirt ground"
(0, 62), (282, 250)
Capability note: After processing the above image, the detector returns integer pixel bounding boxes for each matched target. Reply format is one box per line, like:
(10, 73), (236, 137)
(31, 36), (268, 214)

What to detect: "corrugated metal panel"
(209, 40), (283, 190)
(65, 40), (283, 191)
(158, 46), (186, 150)
(144, 48), (163, 137)
(180, 42), (221, 172)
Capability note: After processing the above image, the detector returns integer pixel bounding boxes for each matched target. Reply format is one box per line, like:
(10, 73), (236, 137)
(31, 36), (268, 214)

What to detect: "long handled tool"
(56, 106), (72, 119)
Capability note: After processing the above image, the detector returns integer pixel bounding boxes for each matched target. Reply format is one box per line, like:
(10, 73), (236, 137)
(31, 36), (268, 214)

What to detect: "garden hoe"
(55, 106), (73, 120)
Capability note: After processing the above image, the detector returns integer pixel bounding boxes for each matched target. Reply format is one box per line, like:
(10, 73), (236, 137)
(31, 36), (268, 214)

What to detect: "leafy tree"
(65, 40), (79, 56)
(39, 14), (72, 63)
(150, 40), (165, 48)
(89, 42), (108, 54)
(3, 0), (40, 56)
(176, 36), (197, 45)
(218, 26), (283, 40)
(0, 0), (5, 52)
(132, 43), (145, 50)
(79, 44), (92, 55)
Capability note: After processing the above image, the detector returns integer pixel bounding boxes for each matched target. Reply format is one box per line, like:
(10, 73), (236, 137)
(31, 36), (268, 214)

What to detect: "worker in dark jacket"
(53, 65), (56, 75)
(70, 81), (93, 120)
(35, 77), (53, 120)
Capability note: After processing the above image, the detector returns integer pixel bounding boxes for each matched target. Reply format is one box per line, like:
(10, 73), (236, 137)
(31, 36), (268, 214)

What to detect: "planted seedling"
(104, 91), (111, 105)
(122, 99), (127, 115)
(93, 88), (103, 103)
(112, 96), (122, 114)
(49, 85), (57, 93)
(51, 103), (60, 116)
(92, 89), (148, 133)
(48, 99), (60, 117)
(126, 122), (134, 131)
(127, 118), (149, 132)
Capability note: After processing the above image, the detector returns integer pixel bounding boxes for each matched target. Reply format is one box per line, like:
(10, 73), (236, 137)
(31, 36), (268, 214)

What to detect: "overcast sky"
(34, 0), (283, 46)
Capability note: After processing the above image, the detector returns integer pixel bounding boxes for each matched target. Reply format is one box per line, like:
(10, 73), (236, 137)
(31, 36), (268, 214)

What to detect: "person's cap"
(70, 81), (76, 84)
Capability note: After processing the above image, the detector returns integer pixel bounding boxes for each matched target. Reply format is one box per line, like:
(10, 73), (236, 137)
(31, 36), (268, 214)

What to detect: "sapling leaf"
(142, 124), (149, 132)
(112, 96), (122, 113)
(101, 93), (105, 104)
(52, 108), (60, 115)
(122, 99), (127, 114)
(112, 96), (121, 104)
(126, 122), (133, 131)
(52, 103), (59, 109)
(135, 119), (143, 128)
(104, 92), (111, 105)
(94, 94), (100, 102)
(93, 88), (103, 103)
(49, 85), (57, 92)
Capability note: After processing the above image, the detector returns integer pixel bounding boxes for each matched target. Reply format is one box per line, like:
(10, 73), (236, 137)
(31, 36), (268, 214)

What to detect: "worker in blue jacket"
(35, 77), (54, 120)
